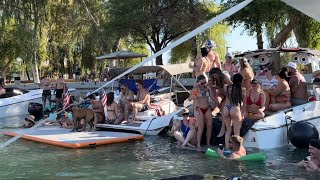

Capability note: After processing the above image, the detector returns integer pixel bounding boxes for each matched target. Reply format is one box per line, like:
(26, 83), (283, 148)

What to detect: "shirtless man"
(41, 74), (52, 111)
(287, 62), (308, 105)
(217, 135), (247, 159)
(55, 74), (65, 110)
(0, 78), (5, 96)
(124, 79), (151, 123)
(205, 40), (221, 70)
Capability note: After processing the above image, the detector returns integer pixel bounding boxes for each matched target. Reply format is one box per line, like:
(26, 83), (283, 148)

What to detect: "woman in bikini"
(191, 75), (212, 147)
(239, 57), (254, 90)
(106, 92), (120, 124)
(264, 68), (291, 111)
(222, 73), (246, 149)
(189, 47), (210, 79)
(88, 94), (106, 123)
(116, 84), (134, 124)
(244, 79), (266, 120)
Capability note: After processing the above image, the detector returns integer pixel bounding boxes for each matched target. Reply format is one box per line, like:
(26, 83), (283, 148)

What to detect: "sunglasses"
(199, 82), (206, 85)
(121, 88), (125, 90)
(182, 113), (189, 116)
(135, 84), (139, 87)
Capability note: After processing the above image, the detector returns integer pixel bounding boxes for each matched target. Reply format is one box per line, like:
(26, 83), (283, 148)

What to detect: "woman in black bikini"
(222, 73), (246, 149)
(191, 75), (212, 147)
(106, 92), (120, 124)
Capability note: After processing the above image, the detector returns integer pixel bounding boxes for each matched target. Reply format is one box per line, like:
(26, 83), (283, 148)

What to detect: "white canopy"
(281, 0), (320, 22)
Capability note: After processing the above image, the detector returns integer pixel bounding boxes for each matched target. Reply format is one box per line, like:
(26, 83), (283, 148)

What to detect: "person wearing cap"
(170, 108), (197, 147)
(287, 62), (308, 106)
(295, 139), (320, 172)
(264, 68), (291, 111)
(239, 57), (254, 90)
(41, 74), (52, 111)
(222, 54), (238, 77)
(244, 79), (266, 120)
(22, 115), (36, 128)
(205, 40), (221, 70)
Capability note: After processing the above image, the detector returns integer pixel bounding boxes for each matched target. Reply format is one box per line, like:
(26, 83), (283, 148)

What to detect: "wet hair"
(277, 67), (288, 79)
(230, 135), (243, 147)
(209, 68), (224, 88)
(309, 139), (320, 149)
(106, 92), (114, 106)
(200, 47), (208, 57)
(229, 73), (243, 106)
(196, 74), (206, 82)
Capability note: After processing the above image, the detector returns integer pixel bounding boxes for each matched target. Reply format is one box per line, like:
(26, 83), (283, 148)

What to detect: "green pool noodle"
(206, 148), (267, 161)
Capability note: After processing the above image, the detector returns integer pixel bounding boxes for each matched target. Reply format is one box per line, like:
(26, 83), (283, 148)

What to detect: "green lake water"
(0, 116), (319, 180)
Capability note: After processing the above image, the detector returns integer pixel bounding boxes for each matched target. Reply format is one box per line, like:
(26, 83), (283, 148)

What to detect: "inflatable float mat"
(3, 126), (143, 149)
(205, 148), (267, 161)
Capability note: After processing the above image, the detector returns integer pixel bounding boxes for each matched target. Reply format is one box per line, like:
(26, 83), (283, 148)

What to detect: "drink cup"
(192, 89), (198, 97)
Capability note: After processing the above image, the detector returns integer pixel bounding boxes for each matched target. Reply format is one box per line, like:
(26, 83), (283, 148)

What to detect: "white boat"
(97, 63), (192, 135)
(237, 48), (320, 149)
(0, 87), (76, 118)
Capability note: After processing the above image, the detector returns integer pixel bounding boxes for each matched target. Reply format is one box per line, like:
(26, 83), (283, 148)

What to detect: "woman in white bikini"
(222, 73), (246, 149)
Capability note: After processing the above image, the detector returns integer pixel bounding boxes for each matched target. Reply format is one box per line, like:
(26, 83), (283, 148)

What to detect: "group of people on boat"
(171, 40), (311, 158)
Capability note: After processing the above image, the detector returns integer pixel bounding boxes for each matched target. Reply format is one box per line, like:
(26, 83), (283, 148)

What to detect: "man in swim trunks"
(205, 40), (221, 70)
(217, 135), (247, 159)
(41, 74), (52, 111)
(287, 62), (308, 106)
(295, 139), (320, 172)
(124, 79), (150, 123)
(55, 74), (65, 110)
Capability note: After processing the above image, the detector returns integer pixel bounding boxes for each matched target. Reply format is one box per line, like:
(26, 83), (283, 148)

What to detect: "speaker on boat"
(298, 53), (312, 65)
(288, 122), (319, 148)
(243, 55), (254, 65)
(258, 54), (269, 65)
(291, 54), (300, 63)
(28, 102), (43, 120)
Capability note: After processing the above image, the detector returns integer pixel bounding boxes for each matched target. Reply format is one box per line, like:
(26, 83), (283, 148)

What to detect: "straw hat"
(25, 115), (35, 123)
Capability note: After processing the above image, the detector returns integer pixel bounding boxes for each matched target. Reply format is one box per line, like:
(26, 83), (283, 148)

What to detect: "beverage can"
(192, 89), (198, 97)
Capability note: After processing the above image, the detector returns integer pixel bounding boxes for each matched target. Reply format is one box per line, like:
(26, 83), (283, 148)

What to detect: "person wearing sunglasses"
(124, 79), (150, 123)
(191, 74), (212, 147)
(239, 57), (254, 90)
(217, 135), (246, 159)
(117, 84), (135, 124)
(170, 108), (197, 147)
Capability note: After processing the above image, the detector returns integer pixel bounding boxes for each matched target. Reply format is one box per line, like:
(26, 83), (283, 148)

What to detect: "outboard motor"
(28, 102), (43, 120)
(288, 122), (319, 148)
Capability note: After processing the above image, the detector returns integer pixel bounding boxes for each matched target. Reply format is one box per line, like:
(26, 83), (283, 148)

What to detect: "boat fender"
(205, 148), (267, 161)
(288, 122), (319, 148)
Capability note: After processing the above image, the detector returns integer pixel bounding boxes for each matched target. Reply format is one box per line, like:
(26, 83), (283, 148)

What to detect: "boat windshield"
(0, 88), (29, 98)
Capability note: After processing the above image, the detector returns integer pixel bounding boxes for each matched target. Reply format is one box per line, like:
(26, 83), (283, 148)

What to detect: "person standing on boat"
(222, 54), (238, 77)
(170, 108), (197, 147)
(41, 74), (52, 111)
(287, 62), (308, 106)
(124, 79), (151, 123)
(264, 68), (291, 111)
(244, 79), (266, 120)
(191, 75), (212, 147)
(116, 84), (134, 124)
(217, 135), (247, 159)
(55, 74), (65, 110)
(189, 47), (210, 79)
(239, 58), (254, 90)
(205, 40), (221, 70)
(88, 94), (106, 123)
(222, 73), (246, 149)
(106, 92), (120, 124)
(0, 78), (5, 96)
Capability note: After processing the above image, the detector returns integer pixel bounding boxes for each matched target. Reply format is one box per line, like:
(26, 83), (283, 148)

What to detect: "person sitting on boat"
(222, 53), (238, 77)
(170, 108), (197, 147)
(205, 40), (221, 70)
(189, 47), (210, 79)
(117, 84), (135, 124)
(56, 111), (73, 128)
(88, 94), (106, 123)
(257, 66), (278, 90)
(222, 73), (246, 149)
(0, 78), (5, 96)
(124, 79), (151, 123)
(293, 139), (320, 172)
(106, 92), (120, 124)
(41, 74), (52, 111)
(244, 79), (266, 120)
(191, 75), (212, 147)
(217, 135), (247, 159)
(264, 68), (291, 111)
(22, 115), (36, 128)
(239, 58), (254, 90)
(287, 62), (308, 106)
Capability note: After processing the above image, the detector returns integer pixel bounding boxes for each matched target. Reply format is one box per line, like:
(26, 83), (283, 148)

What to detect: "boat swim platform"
(3, 126), (144, 149)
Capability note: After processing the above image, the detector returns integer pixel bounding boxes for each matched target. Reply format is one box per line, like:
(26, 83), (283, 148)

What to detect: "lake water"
(0, 116), (319, 180)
